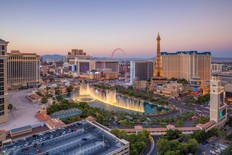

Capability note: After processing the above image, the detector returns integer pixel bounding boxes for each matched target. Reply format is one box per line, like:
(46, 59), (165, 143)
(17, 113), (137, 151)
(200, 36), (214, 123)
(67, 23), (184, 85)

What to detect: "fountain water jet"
(78, 84), (144, 112)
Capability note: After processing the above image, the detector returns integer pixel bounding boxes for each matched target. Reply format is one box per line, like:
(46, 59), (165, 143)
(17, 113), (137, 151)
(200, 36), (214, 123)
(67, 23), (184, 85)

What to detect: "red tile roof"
(35, 112), (49, 122)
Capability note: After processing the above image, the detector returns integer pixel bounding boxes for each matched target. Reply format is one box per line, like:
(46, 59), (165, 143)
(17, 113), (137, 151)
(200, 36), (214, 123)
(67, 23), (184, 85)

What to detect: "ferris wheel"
(110, 48), (127, 79)
(110, 48), (126, 60)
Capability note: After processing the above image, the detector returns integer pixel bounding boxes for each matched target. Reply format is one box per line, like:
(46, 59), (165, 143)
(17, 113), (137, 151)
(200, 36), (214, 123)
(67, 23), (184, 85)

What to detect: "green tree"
(8, 104), (13, 111)
(157, 138), (170, 155)
(183, 96), (196, 104)
(194, 116), (210, 125)
(164, 150), (180, 155)
(131, 141), (146, 154)
(111, 129), (149, 155)
(197, 94), (210, 104)
(56, 96), (64, 101)
(218, 128), (227, 142)
(41, 97), (48, 104)
(66, 86), (74, 93)
(176, 119), (184, 127)
(222, 143), (232, 155)
(127, 86), (133, 90)
(178, 142), (189, 154)
(188, 138), (199, 153)
(169, 140), (179, 151)
(55, 88), (61, 95)
(159, 122), (167, 128)
(165, 130), (181, 140)
(36, 91), (43, 97)
(227, 116), (232, 126)
(192, 130), (208, 142)
(120, 119), (134, 128)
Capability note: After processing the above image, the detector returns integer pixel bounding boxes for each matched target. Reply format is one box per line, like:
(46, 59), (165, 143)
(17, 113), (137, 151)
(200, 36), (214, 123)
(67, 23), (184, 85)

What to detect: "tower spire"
(157, 32), (161, 41)
(153, 33), (163, 77)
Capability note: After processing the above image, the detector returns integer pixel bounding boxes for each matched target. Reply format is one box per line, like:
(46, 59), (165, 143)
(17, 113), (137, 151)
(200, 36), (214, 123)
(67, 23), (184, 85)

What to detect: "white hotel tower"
(209, 76), (227, 127)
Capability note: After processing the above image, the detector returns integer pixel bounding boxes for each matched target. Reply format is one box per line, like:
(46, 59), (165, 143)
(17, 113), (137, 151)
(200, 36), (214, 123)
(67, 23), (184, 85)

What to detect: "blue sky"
(1, 0), (232, 57)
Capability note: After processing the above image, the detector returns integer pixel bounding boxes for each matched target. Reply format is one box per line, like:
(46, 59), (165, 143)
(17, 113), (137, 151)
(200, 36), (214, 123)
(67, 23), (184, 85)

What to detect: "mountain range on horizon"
(41, 54), (232, 63)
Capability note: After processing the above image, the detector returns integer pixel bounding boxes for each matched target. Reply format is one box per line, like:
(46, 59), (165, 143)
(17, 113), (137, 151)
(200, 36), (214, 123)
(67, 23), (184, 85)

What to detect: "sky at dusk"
(1, 0), (232, 58)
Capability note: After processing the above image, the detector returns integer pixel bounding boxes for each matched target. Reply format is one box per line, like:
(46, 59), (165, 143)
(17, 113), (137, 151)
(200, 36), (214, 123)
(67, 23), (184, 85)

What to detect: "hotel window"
(1, 46), (4, 50)
(0, 91), (4, 95)
(0, 105), (4, 111)
(0, 111), (4, 116)
(0, 60), (3, 63)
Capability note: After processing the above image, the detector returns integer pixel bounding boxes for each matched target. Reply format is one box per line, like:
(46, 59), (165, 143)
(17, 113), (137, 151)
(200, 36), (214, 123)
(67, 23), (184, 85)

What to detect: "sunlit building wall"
(161, 51), (211, 82)
(7, 50), (40, 88)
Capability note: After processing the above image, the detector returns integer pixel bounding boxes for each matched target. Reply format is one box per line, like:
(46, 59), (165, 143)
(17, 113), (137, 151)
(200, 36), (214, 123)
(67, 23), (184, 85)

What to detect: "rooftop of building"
(225, 83), (232, 92)
(161, 51), (211, 55)
(2, 121), (128, 155)
(0, 38), (9, 43)
(7, 50), (40, 57)
(49, 108), (82, 119)
(10, 125), (32, 134)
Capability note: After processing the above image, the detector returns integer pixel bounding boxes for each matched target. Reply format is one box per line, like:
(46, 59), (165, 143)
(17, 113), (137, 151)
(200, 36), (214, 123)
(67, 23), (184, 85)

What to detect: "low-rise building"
(89, 70), (101, 80)
(3, 120), (130, 155)
(26, 93), (42, 103)
(160, 82), (188, 97)
(102, 68), (118, 80)
(133, 80), (150, 90)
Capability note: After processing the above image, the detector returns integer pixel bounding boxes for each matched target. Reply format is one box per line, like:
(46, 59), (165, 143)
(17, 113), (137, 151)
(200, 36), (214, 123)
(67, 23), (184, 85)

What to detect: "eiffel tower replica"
(150, 33), (167, 90)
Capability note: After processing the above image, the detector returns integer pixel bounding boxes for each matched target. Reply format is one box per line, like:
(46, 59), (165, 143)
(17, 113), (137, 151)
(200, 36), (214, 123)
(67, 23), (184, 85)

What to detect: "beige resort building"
(7, 50), (40, 88)
(161, 51), (211, 82)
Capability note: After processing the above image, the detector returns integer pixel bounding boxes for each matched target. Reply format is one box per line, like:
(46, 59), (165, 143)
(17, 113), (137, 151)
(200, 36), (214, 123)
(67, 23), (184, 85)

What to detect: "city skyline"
(1, 0), (232, 57)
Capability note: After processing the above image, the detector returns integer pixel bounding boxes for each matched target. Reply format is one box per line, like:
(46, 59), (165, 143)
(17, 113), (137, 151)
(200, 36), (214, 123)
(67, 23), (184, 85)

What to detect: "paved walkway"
(0, 90), (41, 130)
(147, 135), (155, 155)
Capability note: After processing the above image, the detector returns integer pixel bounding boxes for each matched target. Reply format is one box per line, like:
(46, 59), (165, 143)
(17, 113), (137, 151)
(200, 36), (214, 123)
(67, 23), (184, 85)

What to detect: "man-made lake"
(65, 84), (169, 114)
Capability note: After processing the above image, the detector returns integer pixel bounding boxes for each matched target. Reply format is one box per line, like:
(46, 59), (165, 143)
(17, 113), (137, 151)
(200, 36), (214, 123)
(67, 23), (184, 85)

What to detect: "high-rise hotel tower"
(210, 76), (227, 127)
(0, 39), (8, 123)
(161, 51), (211, 82)
(7, 50), (40, 88)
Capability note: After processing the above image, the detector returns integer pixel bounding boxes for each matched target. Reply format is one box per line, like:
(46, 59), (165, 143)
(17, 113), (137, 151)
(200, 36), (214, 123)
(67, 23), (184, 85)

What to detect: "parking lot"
(0, 90), (41, 130)
(197, 137), (227, 155)
(2, 121), (124, 155)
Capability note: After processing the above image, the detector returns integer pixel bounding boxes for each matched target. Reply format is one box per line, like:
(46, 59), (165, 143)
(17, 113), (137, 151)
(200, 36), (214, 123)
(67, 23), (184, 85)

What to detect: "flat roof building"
(3, 120), (130, 155)
(66, 50), (119, 76)
(130, 60), (154, 84)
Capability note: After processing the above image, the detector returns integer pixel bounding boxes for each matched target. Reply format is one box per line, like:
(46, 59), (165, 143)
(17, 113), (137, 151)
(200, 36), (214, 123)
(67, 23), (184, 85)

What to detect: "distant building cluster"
(0, 33), (230, 140)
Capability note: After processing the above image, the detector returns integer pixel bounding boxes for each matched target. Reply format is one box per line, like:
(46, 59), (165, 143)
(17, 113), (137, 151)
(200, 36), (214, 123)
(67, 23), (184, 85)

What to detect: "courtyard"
(0, 89), (41, 130)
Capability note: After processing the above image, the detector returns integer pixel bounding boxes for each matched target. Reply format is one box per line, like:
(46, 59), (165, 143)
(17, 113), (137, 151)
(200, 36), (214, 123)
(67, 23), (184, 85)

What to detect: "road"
(197, 137), (223, 155)
(169, 98), (210, 117)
